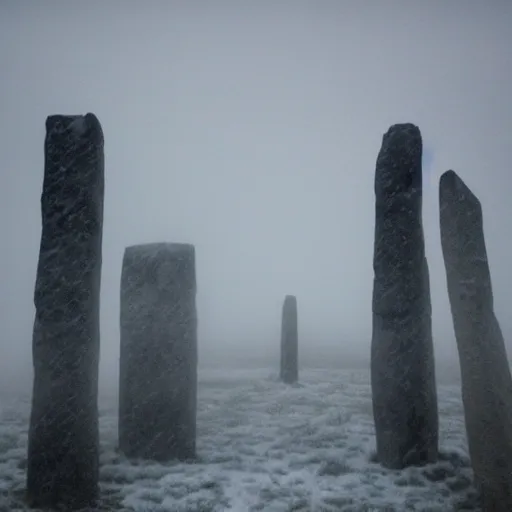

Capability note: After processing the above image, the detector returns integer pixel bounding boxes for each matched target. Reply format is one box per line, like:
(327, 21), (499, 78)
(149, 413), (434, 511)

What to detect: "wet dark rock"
(440, 170), (512, 511)
(27, 114), (104, 509)
(118, 242), (198, 461)
(371, 123), (438, 469)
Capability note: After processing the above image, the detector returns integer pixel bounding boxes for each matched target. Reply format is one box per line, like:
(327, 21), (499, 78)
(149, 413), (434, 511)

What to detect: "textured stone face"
(439, 170), (512, 510)
(119, 243), (198, 461)
(27, 114), (104, 509)
(280, 295), (298, 384)
(371, 123), (438, 469)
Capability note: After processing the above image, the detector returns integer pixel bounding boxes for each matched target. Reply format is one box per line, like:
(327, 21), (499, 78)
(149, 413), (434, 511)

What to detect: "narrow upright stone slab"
(27, 114), (104, 509)
(119, 243), (197, 461)
(280, 295), (298, 384)
(439, 170), (512, 510)
(371, 123), (438, 469)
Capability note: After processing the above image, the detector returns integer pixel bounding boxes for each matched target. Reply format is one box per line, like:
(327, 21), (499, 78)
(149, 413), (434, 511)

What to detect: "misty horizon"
(1, 1), (511, 396)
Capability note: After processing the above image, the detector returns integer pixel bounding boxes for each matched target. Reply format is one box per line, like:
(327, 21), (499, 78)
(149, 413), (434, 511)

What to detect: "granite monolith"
(119, 243), (197, 461)
(280, 295), (298, 384)
(371, 123), (438, 469)
(439, 170), (512, 510)
(27, 114), (104, 509)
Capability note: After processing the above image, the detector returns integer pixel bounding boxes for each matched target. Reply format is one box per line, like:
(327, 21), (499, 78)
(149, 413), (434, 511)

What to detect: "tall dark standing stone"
(280, 295), (298, 384)
(27, 114), (104, 509)
(371, 123), (438, 469)
(119, 243), (197, 461)
(439, 170), (512, 511)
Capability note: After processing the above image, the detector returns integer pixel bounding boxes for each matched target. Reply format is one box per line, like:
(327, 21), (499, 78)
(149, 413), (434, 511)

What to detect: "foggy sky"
(1, 1), (511, 386)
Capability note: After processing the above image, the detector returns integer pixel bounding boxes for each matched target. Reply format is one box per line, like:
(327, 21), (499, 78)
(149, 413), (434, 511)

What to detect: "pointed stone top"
(439, 169), (460, 190)
(283, 295), (297, 315)
(381, 123), (422, 157)
(439, 170), (480, 208)
(375, 123), (423, 198)
(382, 123), (421, 142)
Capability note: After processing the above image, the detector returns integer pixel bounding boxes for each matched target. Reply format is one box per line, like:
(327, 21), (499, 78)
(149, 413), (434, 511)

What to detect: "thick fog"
(1, 1), (511, 393)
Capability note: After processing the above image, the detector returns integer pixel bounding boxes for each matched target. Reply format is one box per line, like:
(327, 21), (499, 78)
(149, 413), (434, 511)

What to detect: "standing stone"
(27, 114), (104, 509)
(439, 170), (512, 510)
(280, 295), (298, 384)
(371, 123), (438, 469)
(119, 243), (197, 461)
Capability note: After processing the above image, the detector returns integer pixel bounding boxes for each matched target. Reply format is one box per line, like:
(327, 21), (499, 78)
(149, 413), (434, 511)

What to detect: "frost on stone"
(119, 242), (198, 462)
(371, 123), (438, 470)
(440, 169), (512, 511)
(27, 113), (104, 509)
(280, 294), (298, 384)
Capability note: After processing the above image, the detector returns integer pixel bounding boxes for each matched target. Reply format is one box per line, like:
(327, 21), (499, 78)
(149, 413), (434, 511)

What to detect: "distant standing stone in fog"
(27, 114), (104, 509)
(119, 243), (198, 461)
(371, 123), (438, 469)
(439, 170), (512, 511)
(280, 295), (298, 384)
(280, 295), (299, 384)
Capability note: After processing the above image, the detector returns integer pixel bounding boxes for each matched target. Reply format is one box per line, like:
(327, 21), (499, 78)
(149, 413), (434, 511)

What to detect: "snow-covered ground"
(0, 368), (479, 511)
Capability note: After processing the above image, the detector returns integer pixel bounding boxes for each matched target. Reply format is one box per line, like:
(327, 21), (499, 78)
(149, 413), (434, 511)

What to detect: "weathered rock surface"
(439, 169), (512, 511)
(371, 123), (438, 469)
(119, 242), (198, 461)
(280, 294), (298, 384)
(27, 114), (104, 509)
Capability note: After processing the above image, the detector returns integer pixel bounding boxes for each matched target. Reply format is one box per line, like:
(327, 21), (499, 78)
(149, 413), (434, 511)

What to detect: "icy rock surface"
(27, 113), (104, 509)
(280, 295), (298, 385)
(371, 123), (438, 469)
(119, 243), (197, 462)
(439, 170), (512, 510)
